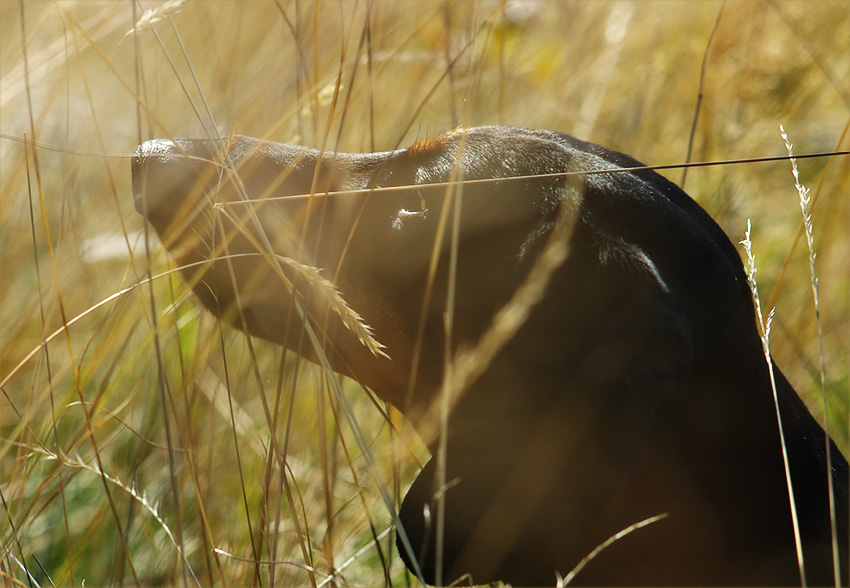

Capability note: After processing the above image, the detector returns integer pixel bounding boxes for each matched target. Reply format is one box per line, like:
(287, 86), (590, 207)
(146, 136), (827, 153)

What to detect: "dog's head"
(131, 127), (609, 413)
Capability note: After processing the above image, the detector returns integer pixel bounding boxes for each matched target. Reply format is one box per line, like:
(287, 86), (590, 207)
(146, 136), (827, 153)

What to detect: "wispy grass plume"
(213, 204), (389, 359)
(742, 219), (806, 586)
(780, 124), (840, 587)
(124, 0), (186, 40)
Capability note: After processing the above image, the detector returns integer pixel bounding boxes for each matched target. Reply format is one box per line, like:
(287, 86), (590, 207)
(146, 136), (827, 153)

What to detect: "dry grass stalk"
(274, 254), (389, 360)
(417, 175), (581, 448)
(214, 204), (389, 359)
(555, 514), (668, 587)
(124, 0), (186, 40)
(742, 219), (807, 586)
(32, 447), (202, 587)
(781, 124), (841, 587)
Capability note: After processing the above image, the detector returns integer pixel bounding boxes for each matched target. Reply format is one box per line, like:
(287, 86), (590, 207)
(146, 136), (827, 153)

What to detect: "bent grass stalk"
(556, 513), (668, 587)
(742, 220), (806, 587)
(31, 446), (203, 587)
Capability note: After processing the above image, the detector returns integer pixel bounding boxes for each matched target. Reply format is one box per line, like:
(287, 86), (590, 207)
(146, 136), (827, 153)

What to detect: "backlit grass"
(1, 1), (848, 585)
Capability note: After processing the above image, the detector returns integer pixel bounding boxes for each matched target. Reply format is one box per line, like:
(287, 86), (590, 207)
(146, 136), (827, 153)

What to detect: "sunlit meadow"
(1, 1), (848, 585)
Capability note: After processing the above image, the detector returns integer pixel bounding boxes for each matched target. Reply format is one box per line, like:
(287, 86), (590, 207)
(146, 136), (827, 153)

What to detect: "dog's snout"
(132, 140), (176, 215)
(131, 139), (199, 217)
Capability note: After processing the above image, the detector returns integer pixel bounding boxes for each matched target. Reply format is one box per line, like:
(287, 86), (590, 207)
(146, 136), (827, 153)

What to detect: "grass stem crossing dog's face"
(132, 126), (847, 586)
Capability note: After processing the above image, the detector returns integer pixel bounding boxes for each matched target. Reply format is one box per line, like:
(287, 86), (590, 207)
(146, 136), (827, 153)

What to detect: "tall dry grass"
(0, 1), (848, 586)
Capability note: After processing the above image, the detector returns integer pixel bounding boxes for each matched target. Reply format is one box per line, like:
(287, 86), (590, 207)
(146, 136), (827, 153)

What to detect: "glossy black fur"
(132, 126), (848, 586)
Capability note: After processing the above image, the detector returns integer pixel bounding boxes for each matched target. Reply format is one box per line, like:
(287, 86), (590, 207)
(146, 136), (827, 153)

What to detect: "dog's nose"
(131, 139), (196, 217)
(132, 140), (176, 214)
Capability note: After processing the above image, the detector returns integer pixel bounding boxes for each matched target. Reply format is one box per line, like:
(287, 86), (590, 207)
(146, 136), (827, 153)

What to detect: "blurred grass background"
(0, 0), (848, 586)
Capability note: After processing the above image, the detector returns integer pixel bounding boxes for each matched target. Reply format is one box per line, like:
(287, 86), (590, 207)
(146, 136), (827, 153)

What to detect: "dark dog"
(132, 126), (847, 586)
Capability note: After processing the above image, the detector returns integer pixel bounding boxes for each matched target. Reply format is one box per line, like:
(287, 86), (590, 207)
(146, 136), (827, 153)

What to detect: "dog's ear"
(397, 232), (695, 586)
